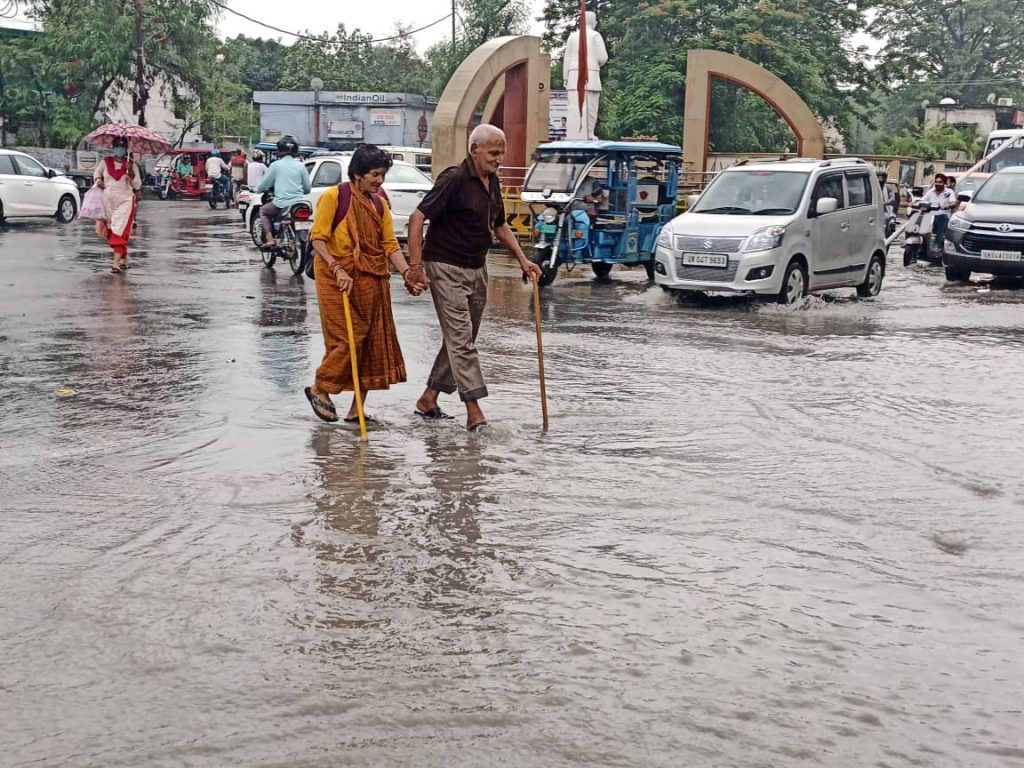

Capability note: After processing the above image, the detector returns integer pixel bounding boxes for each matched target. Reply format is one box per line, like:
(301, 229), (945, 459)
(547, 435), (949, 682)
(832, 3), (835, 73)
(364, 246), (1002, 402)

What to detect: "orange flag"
(577, 0), (588, 116)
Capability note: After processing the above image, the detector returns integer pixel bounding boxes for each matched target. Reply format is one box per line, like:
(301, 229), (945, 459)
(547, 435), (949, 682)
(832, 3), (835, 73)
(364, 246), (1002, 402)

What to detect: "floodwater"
(2, 202), (1023, 767)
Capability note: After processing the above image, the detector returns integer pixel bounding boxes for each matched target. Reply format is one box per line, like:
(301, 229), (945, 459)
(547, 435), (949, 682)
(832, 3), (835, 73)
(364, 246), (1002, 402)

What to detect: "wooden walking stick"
(531, 275), (550, 430)
(342, 293), (368, 441)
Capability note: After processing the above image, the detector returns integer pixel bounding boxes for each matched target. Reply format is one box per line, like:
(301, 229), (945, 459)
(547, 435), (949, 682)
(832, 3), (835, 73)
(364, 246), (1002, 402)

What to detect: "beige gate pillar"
(432, 36), (550, 176)
(683, 50), (825, 172)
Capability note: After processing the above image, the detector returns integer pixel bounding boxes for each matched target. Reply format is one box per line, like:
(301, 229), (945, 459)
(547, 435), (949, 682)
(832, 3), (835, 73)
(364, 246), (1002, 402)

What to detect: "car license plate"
(682, 252), (728, 268)
(980, 249), (1022, 262)
(539, 223), (557, 234)
(293, 221), (311, 231)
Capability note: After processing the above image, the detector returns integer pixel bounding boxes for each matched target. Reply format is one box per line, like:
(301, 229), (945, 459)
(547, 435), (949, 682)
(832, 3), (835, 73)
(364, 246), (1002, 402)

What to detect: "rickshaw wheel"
(591, 262), (613, 279)
(536, 260), (558, 287)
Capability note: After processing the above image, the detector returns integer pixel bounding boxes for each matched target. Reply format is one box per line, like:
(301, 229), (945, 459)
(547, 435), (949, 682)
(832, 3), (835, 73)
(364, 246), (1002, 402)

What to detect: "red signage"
(417, 116), (428, 143)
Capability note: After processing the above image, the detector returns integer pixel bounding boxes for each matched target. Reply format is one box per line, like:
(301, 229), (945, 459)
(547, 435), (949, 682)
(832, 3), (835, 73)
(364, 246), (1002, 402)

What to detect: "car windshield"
(691, 170), (809, 215)
(973, 173), (1024, 205)
(385, 163), (432, 185)
(524, 152), (599, 193)
(958, 176), (986, 193)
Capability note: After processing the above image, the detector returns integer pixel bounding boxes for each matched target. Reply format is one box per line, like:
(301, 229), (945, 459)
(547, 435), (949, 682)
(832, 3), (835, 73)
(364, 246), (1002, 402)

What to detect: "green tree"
(541, 0), (875, 151)
(24, 0), (221, 146)
(875, 122), (980, 161)
(424, 0), (531, 96)
(870, 0), (1024, 106)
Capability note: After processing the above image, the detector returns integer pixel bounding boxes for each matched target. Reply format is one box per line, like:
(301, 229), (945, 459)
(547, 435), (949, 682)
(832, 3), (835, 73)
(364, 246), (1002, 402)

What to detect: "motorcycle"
(258, 192), (313, 275)
(883, 202), (897, 239)
(902, 202), (942, 266)
(206, 173), (232, 209)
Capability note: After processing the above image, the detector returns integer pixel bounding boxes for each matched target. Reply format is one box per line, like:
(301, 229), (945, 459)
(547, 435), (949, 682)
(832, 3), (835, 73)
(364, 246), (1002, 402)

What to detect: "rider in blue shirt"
(255, 135), (312, 249)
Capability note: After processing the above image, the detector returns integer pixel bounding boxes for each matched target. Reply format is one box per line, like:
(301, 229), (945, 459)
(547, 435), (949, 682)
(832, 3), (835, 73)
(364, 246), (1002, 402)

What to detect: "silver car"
(654, 158), (886, 303)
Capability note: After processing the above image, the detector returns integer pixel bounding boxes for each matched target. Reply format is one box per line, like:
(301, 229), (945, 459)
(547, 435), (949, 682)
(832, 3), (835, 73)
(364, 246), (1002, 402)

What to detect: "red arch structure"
(682, 50), (825, 172)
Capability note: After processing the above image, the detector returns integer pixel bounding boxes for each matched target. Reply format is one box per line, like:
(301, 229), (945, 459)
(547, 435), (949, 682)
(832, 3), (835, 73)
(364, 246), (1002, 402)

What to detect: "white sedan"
(242, 153), (432, 247)
(0, 149), (81, 223)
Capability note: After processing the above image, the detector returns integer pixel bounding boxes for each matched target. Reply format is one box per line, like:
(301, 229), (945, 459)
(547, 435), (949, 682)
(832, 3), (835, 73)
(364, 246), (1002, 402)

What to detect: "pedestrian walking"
(406, 124), (542, 432)
(93, 136), (142, 273)
(303, 144), (427, 424)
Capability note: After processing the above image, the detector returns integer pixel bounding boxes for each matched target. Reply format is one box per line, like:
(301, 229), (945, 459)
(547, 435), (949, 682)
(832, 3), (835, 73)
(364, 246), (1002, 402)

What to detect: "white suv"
(242, 153), (432, 246)
(654, 158), (886, 303)
(0, 149), (81, 224)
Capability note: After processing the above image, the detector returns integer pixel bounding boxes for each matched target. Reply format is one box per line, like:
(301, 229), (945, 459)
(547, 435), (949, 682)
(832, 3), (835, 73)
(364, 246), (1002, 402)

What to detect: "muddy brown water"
(2, 203), (1023, 767)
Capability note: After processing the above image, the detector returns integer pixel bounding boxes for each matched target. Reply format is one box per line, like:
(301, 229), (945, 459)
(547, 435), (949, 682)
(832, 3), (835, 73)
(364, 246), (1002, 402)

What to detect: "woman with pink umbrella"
(93, 135), (142, 272)
(85, 122), (172, 273)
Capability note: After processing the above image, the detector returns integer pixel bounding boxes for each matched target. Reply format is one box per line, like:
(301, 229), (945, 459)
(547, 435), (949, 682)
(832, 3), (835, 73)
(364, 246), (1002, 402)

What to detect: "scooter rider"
(204, 149), (233, 205)
(919, 173), (957, 252)
(254, 135), (312, 250)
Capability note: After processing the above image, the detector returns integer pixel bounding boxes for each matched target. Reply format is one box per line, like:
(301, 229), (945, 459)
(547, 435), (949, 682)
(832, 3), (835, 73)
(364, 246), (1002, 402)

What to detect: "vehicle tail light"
(293, 207), (312, 221)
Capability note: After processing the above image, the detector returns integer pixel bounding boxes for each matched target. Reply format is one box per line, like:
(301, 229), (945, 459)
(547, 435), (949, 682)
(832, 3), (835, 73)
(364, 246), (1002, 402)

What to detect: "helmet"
(276, 135), (300, 157)
(210, 149), (220, 157)
(875, 168), (886, 177)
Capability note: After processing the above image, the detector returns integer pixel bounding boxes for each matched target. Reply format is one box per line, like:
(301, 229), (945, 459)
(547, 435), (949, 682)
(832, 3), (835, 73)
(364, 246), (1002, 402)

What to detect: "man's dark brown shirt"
(418, 157), (505, 269)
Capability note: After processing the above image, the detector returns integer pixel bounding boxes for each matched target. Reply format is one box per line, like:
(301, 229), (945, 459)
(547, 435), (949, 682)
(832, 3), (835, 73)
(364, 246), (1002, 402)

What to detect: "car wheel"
(591, 262), (613, 279)
(856, 253), (885, 297)
(777, 259), (806, 304)
(945, 265), (971, 282)
(55, 194), (77, 223)
(643, 260), (656, 280)
(250, 215), (264, 248)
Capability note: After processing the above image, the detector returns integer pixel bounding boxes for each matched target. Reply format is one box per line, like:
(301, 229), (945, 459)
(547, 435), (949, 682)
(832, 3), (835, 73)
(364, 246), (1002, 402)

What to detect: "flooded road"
(2, 202), (1023, 767)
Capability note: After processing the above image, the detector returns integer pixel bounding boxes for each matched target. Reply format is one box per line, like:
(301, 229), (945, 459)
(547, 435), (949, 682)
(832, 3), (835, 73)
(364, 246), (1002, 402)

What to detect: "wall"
(253, 91), (435, 149)
(104, 74), (201, 146)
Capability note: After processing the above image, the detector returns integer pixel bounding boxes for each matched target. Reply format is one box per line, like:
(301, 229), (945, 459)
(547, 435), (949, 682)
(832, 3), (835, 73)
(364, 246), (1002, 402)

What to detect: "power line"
(207, 0), (452, 45)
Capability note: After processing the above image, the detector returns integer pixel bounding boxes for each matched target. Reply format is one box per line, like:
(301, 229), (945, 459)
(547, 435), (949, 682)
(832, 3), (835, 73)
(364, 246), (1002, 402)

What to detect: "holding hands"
(403, 263), (430, 296)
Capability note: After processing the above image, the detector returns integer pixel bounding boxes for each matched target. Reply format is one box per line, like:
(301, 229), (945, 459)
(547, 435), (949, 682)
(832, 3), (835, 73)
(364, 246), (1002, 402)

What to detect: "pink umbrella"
(84, 122), (174, 155)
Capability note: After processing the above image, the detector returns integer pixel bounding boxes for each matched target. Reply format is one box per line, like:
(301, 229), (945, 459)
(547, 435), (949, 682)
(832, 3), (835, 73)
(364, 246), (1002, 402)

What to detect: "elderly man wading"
(407, 125), (542, 432)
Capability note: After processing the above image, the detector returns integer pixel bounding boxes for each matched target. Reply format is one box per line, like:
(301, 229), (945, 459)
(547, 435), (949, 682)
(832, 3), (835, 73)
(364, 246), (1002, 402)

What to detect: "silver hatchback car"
(654, 158), (886, 303)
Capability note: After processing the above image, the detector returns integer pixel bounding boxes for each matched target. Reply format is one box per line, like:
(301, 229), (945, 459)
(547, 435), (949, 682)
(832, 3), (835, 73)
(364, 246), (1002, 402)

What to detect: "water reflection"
(255, 267), (309, 392)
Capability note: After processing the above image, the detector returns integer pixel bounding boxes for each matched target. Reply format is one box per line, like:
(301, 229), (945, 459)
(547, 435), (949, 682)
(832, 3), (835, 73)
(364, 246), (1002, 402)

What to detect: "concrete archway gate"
(431, 36), (550, 177)
(683, 49), (825, 172)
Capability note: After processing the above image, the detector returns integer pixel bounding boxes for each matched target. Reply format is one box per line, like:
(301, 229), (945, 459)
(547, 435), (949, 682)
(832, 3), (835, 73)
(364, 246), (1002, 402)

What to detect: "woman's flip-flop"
(110, 265), (122, 274)
(304, 387), (338, 423)
(414, 407), (454, 420)
(467, 421), (490, 433)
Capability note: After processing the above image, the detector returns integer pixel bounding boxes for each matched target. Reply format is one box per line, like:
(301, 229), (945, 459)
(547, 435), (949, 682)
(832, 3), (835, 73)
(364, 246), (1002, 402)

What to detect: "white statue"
(563, 11), (608, 140)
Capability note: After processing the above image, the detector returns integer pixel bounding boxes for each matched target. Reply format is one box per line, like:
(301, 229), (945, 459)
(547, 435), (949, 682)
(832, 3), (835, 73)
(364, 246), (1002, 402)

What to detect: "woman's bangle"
(400, 267), (410, 277)
(329, 261), (342, 274)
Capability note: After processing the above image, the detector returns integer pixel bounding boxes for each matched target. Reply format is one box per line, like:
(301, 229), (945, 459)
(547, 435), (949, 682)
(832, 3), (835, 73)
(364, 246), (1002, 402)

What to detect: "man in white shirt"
(920, 173), (957, 252)
(247, 151), (268, 189)
(204, 149), (232, 204)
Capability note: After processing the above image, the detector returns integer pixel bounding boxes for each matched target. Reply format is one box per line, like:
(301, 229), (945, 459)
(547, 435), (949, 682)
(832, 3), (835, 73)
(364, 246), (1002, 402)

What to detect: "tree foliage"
(541, 0), (874, 151)
(870, 0), (1024, 106)
(874, 122), (981, 161)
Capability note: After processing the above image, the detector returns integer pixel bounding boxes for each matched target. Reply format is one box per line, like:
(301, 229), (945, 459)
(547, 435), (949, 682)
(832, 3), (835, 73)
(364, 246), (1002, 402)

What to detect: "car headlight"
(743, 225), (785, 252)
(540, 207), (558, 224)
(656, 226), (673, 250)
(948, 214), (970, 231)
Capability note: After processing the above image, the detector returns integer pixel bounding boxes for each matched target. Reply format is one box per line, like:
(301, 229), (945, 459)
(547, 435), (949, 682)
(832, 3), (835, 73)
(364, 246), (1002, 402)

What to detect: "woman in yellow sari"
(304, 144), (427, 424)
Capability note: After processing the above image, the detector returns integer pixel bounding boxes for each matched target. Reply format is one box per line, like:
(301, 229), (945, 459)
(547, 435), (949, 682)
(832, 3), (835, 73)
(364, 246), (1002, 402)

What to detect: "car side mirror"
(47, 169), (56, 178)
(816, 197), (839, 215)
(687, 193), (700, 210)
(957, 191), (973, 203)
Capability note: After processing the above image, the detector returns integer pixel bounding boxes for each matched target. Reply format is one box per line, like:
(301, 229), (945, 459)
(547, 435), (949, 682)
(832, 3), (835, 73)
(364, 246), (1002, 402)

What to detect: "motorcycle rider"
(204, 149), (233, 205)
(919, 173), (957, 253)
(254, 135), (312, 250)
(876, 169), (897, 236)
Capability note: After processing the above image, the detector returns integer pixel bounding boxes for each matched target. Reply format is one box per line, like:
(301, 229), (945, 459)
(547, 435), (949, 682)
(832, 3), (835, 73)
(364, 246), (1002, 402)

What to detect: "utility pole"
(134, 0), (148, 126)
(451, 0), (456, 57)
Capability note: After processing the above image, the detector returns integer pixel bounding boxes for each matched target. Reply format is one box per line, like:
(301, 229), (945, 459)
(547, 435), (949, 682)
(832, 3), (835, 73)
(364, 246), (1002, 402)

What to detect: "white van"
(654, 158), (887, 303)
(381, 146), (433, 177)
